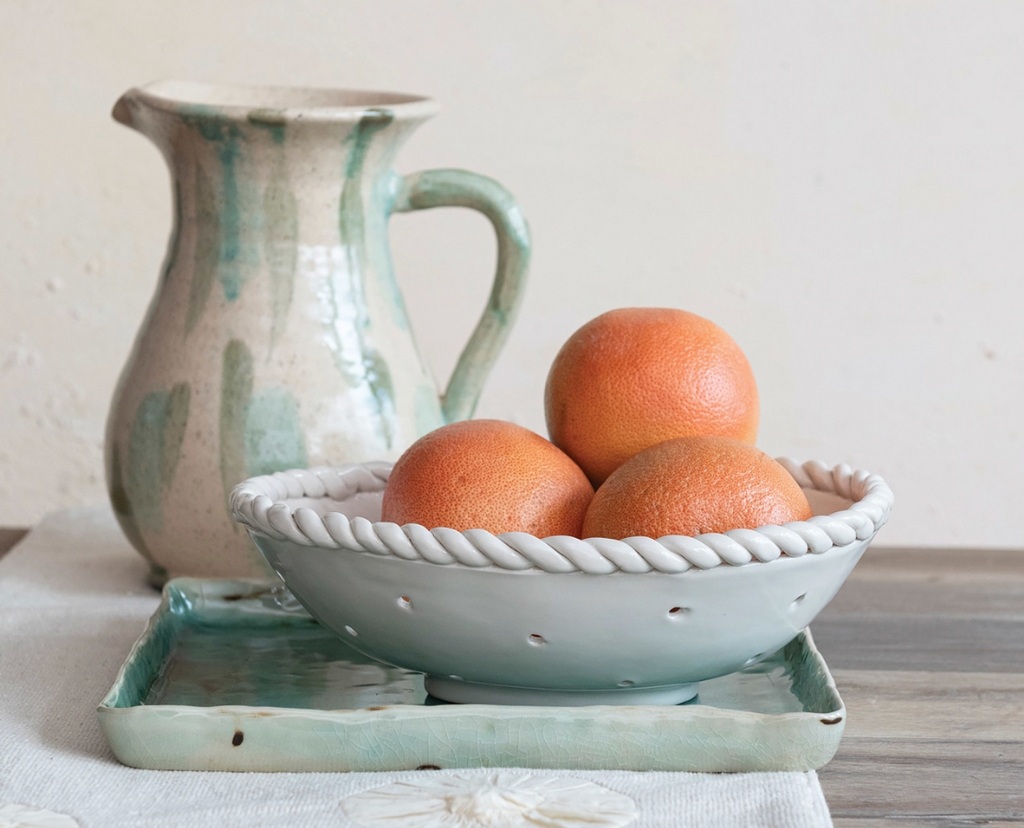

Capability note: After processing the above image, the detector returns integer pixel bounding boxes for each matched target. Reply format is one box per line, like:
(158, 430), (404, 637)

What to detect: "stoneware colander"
(230, 459), (892, 706)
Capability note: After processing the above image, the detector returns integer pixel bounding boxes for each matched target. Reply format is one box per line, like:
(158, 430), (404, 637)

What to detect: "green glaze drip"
(107, 440), (156, 565)
(380, 171), (411, 329)
(188, 110), (228, 143)
(219, 339), (254, 526)
(181, 109), (258, 303)
(343, 110), (393, 175)
(371, 177), (413, 333)
(253, 117), (298, 356)
(414, 383), (444, 436)
(243, 388), (307, 477)
(363, 350), (396, 446)
(216, 130), (244, 299)
(125, 394), (165, 530)
(219, 339), (307, 504)
(247, 108), (288, 140)
(160, 178), (183, 289)
(184, 162), (221, 336)
(160, 382), (191, 488)
(352, 135), (409, 333)
(125, 384), (192, 533)
(334, 110), (398, 448)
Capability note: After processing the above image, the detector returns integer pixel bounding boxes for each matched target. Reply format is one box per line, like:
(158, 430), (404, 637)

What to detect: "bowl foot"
(425, 676), (698, 706)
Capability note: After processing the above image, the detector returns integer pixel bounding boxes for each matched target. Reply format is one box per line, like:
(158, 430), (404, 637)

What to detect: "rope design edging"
(229, 459), (893, 574)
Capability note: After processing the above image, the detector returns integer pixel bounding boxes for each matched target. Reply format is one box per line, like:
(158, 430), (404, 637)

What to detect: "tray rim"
(97, 577), (847, 772)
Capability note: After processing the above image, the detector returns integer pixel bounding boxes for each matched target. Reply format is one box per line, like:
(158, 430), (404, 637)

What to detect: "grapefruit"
(582, 435), (812, 539)
(545, 308), (759, 485)
(381, 419), (594, 537)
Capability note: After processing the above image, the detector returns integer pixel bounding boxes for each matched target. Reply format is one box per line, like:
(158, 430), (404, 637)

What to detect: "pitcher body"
(106, 82), (529, 584)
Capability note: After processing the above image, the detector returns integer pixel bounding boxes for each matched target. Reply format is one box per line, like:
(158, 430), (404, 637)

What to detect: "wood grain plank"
(811, 615), (1024, 673)
(849, 547), (1024, 583)
(834, 819), (1024, 828)
(814, 545), (1024, 673)
(819, 548), (1023, 819)
(833, 669), (1024, 741)
(820, 737), (1024, 818)
(824, 669), (1024, 819)
(825, 578), (1024, 618)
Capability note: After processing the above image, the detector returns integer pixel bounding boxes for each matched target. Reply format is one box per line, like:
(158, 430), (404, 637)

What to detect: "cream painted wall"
(1, 1), (1021, 547)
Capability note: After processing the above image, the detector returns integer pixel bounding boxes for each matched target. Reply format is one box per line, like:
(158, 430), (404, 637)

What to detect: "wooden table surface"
(812, 547), (1024, 827)
(0, 529), (1020, 824)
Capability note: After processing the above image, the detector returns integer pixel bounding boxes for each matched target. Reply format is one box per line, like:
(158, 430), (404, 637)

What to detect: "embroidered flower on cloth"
(341, 772), (638, 828)
(0, 804), (79, 828)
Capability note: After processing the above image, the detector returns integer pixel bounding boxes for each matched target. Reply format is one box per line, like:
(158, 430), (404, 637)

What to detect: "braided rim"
(229, 459), (893, 574)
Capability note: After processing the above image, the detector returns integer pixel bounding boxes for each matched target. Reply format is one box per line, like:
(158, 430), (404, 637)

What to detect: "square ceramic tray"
(98, 579), (846, 773)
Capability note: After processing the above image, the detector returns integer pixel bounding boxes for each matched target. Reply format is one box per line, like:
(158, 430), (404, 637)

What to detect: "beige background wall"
(1, 0), (1022, 547)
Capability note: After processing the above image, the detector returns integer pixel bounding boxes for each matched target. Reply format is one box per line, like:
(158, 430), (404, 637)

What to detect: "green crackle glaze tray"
(97, 579), (846, 773)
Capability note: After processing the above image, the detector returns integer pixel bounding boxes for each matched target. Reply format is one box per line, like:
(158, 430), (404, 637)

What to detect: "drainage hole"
(527, 634), (546, 646)
(791, 593), (807, 607)
(668, 606), (690, 617)
(344, 625), (358, 637)
(618, 679), (635, 687)
(398, 596), (412, 610)
(743, 653), (765, 667)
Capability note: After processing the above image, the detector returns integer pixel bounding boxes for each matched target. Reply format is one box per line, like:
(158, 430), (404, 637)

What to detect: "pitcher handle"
(393, 169), (531, 424)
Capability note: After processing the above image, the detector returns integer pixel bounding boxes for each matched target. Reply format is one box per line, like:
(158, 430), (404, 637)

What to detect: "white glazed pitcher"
(106, 81), (530, 585)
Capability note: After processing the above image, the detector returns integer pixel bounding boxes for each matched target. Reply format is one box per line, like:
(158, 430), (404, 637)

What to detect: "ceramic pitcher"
(106, 81), (530, 586)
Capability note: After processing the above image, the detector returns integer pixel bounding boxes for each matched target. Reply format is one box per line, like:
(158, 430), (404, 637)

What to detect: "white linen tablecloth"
(0, 507), (834, 828)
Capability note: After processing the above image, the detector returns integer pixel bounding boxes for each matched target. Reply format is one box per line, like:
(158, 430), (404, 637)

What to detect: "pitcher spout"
(112, 88), (142, 130)
(112, 86), (171, 145)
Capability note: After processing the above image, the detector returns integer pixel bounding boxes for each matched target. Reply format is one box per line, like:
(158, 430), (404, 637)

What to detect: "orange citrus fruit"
(545, 308), (759, 485)
(381, 419), (594, 537)
(582, 435), (812, 539)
